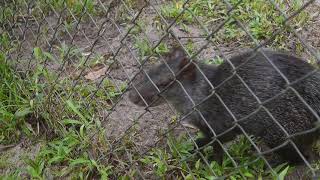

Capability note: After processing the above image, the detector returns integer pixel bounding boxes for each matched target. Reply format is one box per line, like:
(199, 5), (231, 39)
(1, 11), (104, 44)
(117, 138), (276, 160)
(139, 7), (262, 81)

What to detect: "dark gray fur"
(129, 47), (320, 165)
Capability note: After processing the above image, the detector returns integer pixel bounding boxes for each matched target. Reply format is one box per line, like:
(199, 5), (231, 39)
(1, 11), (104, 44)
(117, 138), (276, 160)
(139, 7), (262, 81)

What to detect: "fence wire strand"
(2, 0), (320, 178)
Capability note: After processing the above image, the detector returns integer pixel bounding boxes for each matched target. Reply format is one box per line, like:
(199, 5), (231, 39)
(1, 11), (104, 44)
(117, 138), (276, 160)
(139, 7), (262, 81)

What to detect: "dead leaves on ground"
(84, 63), (107, 81)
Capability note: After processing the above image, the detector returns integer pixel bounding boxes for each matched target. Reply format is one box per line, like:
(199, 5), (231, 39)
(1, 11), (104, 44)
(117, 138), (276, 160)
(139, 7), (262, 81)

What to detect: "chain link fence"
(1, 0), (320, 179)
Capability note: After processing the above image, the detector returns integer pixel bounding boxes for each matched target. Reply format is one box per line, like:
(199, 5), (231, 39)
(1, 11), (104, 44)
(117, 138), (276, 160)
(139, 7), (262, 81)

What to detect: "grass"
(157, 0), (310, 51)
(133, 37), (170, 60)
(204, 55), (225, 65)
(139, 133), (292, 179)
(0, 0), (101, 30)
(35, 0), (99, 18)
(0, 51), (37, 145)
(24, 129), (112, 179)
(0, 31), (128, 179)
(0, 47), (128, 178)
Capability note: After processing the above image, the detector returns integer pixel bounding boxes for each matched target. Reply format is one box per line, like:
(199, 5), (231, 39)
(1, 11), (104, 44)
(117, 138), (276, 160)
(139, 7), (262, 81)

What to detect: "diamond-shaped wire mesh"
(1, 0), (320, 179)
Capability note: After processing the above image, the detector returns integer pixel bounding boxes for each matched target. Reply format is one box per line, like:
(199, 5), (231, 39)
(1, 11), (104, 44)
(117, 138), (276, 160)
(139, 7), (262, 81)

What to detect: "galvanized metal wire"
(2, 0), (320, 178)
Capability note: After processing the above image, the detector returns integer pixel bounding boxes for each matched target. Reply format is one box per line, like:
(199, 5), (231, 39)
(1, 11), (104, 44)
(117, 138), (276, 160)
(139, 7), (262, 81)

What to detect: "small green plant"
(134, 37), (153, 58)
(134, 37), (169, 59)
(140, 149), (172, 177)
(24, 132), (112, 179)
(76, 79), (127, 104)
(160, 1), (193, 23)
(159, 0), (227, 25)
(185, 40), (195, 54)
(0, 170), (22, 180)
(129, 21), (145, 35)
(0, 33), (12, 53)
(24, 100), (113, 179)
(158, 0), (310, 50)
(38, 0), (97, 16)
(0, 55), (34, 144)
(204, 56), (224, 65)
(155, 42), (170, 55)
(0, 6), (14, 24)
(55, 42), (83, 65)
(140, 133), (292, 179)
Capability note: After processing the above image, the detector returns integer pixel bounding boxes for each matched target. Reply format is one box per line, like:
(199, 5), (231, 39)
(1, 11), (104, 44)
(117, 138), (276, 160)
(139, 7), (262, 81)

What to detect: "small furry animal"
(129, 47), (320, 166)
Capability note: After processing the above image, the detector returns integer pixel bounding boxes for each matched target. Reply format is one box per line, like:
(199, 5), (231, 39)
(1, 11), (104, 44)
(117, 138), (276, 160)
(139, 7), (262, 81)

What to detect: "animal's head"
(129, 47), (196, 107)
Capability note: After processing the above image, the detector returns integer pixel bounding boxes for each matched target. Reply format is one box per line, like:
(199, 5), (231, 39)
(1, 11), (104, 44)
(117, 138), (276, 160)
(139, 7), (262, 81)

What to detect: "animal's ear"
(169, 47), (187, 61)
(166, 47), (196, 80)
(178, 55), (196, 80)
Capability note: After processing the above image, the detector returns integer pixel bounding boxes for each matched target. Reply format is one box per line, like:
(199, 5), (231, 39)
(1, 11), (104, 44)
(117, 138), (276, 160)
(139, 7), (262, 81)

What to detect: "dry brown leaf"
(84, 65), (107, 80)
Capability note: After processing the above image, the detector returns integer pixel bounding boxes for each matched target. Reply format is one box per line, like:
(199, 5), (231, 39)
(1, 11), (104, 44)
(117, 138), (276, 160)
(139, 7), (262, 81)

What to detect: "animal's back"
(201, 49), (320, 148)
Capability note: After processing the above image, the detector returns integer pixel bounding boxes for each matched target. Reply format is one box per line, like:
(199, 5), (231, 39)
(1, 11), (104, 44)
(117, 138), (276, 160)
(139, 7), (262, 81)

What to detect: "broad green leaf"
(185, 174), (193, 180)
(244, 171), (254, 178)
(195, 159), (201, 170)
(80, 124), (85, 137)
(70, 158), (91, 166)
(66, 100), (86, 121)
(48, 156), (64, 165)
(277, 166), (289, 180)
(33, 47), (43, 61)
(62, 119), (83, 125)
(230, 176), (237, 180)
